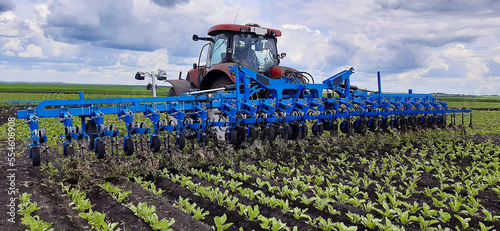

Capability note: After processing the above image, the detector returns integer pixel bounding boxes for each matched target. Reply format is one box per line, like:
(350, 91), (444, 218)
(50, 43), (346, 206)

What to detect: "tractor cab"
(206, 24), (282, 73)
(167, 24), (289, 96)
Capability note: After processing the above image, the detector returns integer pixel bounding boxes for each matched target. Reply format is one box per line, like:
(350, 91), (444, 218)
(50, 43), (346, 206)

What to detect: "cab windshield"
(208, 33), (229, 67)
(232, 34), (278, 72)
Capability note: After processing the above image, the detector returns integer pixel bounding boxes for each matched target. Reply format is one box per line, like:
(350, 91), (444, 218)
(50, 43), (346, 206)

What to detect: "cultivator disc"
(17, 65), (471, 165)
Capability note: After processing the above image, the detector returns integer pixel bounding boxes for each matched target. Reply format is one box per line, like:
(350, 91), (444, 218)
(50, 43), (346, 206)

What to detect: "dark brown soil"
(2, 103), (500, 231)
(0, 140), (89, 230)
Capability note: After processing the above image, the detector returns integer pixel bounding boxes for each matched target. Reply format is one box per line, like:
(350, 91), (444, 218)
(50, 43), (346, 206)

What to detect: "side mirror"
(135, 72), (145, 80)
(193, 63), (197, 70)
(192, 34), (199, 41)
(279, 53), (287, 59)
(157, 70), (167, 80)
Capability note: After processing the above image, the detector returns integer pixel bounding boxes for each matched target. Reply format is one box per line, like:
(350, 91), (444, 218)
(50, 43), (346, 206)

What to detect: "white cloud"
(0, 0), (499, 95)
(1, 37), (22, 52)
(18, 44), (44, 58)
(0, 11), (29, 37)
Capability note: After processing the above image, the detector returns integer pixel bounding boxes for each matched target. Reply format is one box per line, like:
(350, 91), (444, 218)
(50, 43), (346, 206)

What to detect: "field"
(0, 83), (171, 95)
(1, 87), (500, 231)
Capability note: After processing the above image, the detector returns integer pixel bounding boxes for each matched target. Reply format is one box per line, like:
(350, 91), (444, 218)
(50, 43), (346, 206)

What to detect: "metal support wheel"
(340, 120), (350, 134)
(30, 146), (41, 166)
(400, 117), (408, 131)
(86, 120), (98, 151)
(95, 140), (105, 159)
(368, 117), (378, 132)
(312, 122), (324, 136)
(150, 136), (161, 152)
(63, 143), (74, 156)
(380, 117), (391, 131)
(289, 124), (301, 140)
(124, 138), (134, 156)
(39, 128), (47, 143)
(198, 133), (209, 147)
(176, 134), (186, 149)
(268, 126), (276, 140)
(247, 127), (258, 144)
(300, 123), (308, 138)
(261, 126), (276, 141)
(281, 125), (292, 140)
(438, 114), (447, 128)
(353, 119), (367, 134)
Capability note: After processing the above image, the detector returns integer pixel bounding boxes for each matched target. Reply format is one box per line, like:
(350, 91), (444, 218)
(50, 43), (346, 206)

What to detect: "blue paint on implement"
(17, 65), (471, 166)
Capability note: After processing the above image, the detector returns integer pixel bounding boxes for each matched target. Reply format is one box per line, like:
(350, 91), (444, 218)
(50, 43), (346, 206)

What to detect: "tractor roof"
(208, 24), (282, 37)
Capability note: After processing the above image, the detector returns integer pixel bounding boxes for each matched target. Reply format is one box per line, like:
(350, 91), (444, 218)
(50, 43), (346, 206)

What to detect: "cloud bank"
(0, 0), (499, 95)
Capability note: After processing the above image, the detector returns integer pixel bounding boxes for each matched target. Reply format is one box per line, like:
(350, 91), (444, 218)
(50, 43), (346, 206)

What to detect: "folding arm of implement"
(17, 65), (471, 166)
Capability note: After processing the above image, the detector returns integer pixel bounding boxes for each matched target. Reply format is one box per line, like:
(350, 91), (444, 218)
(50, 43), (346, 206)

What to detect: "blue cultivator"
(17, 64), (471, 166)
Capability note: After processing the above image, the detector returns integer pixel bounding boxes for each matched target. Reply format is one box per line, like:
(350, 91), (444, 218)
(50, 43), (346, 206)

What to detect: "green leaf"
(479, 222), (494, 231)
(214, 214), (233, 231)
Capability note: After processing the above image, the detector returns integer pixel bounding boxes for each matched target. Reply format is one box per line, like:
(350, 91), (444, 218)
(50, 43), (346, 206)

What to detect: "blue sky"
(1, 0), (499, 95)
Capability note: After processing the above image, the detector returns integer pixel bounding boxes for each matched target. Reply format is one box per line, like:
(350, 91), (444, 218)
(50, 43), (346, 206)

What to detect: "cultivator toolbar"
(17, 65), (471, 166)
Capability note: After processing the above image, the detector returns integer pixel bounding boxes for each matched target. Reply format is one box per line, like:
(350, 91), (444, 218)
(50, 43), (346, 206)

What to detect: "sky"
(1, 0), (499, 95)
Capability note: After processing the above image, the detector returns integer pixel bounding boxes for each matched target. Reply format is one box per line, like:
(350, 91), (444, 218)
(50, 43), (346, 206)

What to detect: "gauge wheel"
(30, 146), (40, 166)
(151, 136), (161, 152)
(124, 138), (134, 156)
(95, 140), (105, 159)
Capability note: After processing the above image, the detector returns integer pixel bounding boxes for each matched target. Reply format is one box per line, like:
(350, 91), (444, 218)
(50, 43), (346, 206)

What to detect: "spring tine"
(469, 111), (473, 127)
(44, 146), (48, 165)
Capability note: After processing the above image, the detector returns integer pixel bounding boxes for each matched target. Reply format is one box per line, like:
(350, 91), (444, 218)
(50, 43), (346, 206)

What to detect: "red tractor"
(167, 23), (310, 96)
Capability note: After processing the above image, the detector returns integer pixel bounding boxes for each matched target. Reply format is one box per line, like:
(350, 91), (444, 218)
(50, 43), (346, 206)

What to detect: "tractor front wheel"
(210, 76), (233, 89)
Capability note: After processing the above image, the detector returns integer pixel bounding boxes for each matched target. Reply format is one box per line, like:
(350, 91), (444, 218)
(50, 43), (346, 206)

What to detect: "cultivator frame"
(17, 65), (471, 166)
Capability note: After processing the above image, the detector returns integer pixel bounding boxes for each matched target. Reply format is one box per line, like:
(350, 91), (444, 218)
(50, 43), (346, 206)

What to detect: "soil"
(1, 104), (500, 231)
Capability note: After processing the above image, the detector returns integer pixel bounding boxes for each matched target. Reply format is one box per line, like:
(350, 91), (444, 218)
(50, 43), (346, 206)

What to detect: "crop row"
(100, 182), (176, 230)
(231, 136), (500, 230)
(61, 183), (120, 230)
(17, 193), (54, 231)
